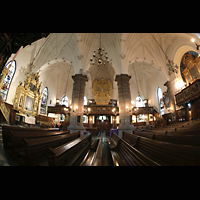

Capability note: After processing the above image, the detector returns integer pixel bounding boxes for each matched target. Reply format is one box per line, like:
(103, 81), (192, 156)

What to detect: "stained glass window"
(84, 96), (87, 105)
(40, 87), (48, 114)
(157, 87), (164, 115)
(1, 60), (16, 101)
(136, 96), (144, 107)
(59, 95), (68, 107)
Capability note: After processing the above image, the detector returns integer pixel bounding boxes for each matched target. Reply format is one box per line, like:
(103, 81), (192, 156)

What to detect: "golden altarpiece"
(92, 78), (112, 105)
(13, 72), (42, 117)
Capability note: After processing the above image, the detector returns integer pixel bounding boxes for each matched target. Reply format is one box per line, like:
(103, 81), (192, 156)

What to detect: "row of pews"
(2, 125), (91, 166)
(110, 120), (200, 166)
(2, 120), (200, 166)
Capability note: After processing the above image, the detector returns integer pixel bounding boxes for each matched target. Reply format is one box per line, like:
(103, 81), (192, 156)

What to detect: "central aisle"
(80, 131), (114, 166)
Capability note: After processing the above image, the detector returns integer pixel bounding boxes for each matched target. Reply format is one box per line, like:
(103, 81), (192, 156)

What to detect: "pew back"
(110, 132), (160, 166)
(123, 131), (200, 166)
(134, 131), (200, 146)
(23, 131), (80, 165)
(2, 125), (60, 149)
(47, 133), (91, 166)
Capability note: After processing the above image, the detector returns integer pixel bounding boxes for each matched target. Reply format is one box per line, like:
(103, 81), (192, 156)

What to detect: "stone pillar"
(68, 74), (88, 135)
(115, 74), (135, 137)
(164, 81), (176, 121)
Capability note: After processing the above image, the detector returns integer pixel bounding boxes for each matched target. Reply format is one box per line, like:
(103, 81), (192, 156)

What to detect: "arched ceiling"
(7, 33), (200, 106)
(31, 33), (199, 78)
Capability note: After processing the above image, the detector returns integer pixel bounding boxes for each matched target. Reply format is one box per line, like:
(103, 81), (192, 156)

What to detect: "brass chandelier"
(90, 33), (110, 66)
(150, 33), (179, 75)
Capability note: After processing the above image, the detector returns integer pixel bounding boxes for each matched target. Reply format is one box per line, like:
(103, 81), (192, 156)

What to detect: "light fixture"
(150, 33), (179, 75)
(90, 33), (110, 66)
(191, 38), (200, 51)
(56, 99), (60, 104)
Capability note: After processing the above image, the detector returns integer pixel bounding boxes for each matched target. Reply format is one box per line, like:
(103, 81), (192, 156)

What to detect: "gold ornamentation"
(182, 52), (200, 85)
(92, 78), (112, 105)
(13, 72), (42, 117)
(162, 91), (170, 109)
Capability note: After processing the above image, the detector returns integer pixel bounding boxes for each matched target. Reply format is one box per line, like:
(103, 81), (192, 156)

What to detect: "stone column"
(115, 74), (135, 137)
(164, 81), (176, 121)
(68, 74), (88, 135)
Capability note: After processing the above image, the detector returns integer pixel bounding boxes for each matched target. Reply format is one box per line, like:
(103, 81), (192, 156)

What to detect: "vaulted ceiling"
(5, 33), (200, 108)
(31, 33), (198, 76)
(0, 33), (49, 73)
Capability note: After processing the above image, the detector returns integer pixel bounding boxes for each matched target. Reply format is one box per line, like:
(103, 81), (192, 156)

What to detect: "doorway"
(95, 116), (111, 136)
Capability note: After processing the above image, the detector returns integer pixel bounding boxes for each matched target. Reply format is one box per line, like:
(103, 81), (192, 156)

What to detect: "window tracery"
(40, 87), (48, 114)
(59, 95), (68, 107)
(1, 61), (16, 101)
(157, 87), (164, 115)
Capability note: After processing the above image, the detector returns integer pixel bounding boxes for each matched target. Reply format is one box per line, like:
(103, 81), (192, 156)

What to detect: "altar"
(13, 72), (42, 118)
(15, 113), (36, 125)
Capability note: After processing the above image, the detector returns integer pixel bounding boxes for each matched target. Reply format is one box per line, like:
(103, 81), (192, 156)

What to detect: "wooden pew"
(109, 132), (160, 166)
(80, 133), (101, 166)
(47, 133), (91, 166)
(7, 130), (70, 158)
(2, 125), (60, 149)
(134, 131), (200, 146)
(23, 131), (80, 166)
(122, 131), (200, 166)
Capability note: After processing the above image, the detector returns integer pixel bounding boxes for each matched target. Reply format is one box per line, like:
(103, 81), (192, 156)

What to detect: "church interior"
(1, 33), (200, 166)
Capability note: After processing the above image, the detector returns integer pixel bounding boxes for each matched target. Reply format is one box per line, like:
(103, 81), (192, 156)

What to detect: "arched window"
(1, 60), (16, 101)
(60, 95), (68, 107)
(136, 95), (144, 107)
(157, 87), (164, 115)
(84, 96), (87, 105)
(40, 87), (48, 114)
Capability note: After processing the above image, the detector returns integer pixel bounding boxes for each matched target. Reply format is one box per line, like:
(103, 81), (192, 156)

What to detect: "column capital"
(115, 74), (131, 82)
(72, 74), (88, 82)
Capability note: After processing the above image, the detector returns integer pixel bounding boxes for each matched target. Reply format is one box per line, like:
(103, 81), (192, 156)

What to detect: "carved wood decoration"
(181, 52), (200, 85)
(13, 72), (42, 117)
(92, 78), (112, 105)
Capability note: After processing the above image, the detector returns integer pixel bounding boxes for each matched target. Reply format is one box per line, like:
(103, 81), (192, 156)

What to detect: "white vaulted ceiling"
(31, 33), (198, 75)
(6, 33), (200, 108)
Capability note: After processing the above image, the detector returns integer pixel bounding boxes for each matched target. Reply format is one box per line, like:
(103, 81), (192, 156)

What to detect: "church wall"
(3, 33), (200, 120)
(5, 48), (32, 105)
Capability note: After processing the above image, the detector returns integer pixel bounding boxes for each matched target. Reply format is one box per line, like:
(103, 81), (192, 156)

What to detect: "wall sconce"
(112, 108), (116, 112)
(56, 99), (60, 105)
(191, 38), (200, 51)
(72, 105), (78, 113)
(64, 108), (69, 112)
(167, 107), (173, 113)
(126, 106), (132, 113)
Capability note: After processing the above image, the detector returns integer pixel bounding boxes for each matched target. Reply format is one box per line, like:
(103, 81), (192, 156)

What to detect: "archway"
(39, 61), (74, 107)
(173, 45), (197, 83)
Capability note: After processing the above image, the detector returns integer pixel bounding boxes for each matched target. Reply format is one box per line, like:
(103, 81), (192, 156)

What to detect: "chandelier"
(90, 33), (110, 66)
(150, 33), (179, 76)
(166, 58), (178, 75)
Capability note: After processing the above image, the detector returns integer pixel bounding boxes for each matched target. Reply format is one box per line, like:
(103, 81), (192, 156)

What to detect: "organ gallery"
(1, 33), (200, 166)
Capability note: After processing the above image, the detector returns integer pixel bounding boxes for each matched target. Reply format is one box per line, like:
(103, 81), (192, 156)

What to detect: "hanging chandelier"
(150, 33), (179, 76)
(90, 33), (110, 66)
(166, 58), (178, 75)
